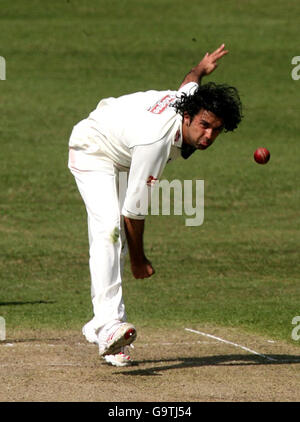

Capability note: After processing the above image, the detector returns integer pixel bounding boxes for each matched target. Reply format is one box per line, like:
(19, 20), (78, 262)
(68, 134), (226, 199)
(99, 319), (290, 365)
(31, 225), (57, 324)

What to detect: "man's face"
(182, 109), (224, 150)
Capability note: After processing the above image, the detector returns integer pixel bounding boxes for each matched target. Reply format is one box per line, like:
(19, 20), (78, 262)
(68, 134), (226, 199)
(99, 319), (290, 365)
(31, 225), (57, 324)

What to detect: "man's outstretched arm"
(179, 43), (229, 89)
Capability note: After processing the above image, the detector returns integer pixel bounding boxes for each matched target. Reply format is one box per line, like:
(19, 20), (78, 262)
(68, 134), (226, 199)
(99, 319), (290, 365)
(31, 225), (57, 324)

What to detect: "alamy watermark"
(119, 173), (204, 226)
(291, 56), (300, 80)
(0, 56), (6, 80)
(291, 316), (300, 341)
(0, 316), (5, 341)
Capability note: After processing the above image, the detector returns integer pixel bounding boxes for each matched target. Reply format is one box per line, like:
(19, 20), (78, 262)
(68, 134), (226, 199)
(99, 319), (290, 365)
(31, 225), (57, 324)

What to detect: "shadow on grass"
(0, 300), (55, 306)
(118, 354), (300, 376)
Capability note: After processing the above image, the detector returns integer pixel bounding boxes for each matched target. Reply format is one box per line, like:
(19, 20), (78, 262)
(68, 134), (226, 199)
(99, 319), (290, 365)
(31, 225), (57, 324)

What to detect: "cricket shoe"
(82, 321), (99, 345)
(98, 322), (137, 357)
(103, 346), (133, 367)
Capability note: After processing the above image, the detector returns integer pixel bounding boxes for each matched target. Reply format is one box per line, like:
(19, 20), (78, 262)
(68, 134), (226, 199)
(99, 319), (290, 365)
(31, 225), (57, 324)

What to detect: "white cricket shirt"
(69, 82), (198, 219)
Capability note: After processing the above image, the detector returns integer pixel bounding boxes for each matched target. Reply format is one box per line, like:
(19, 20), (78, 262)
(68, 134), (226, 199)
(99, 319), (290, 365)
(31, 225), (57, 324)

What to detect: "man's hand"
(123, 216), (155, 279)
(197, 44), (229, 76)
(130, 257), (155, 279)
(180, 43), (229, 88)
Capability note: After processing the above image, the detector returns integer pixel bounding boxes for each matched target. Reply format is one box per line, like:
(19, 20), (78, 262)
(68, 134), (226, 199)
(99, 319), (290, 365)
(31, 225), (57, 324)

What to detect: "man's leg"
(69, 159), (136, 355)
(73, 163), (125, 326)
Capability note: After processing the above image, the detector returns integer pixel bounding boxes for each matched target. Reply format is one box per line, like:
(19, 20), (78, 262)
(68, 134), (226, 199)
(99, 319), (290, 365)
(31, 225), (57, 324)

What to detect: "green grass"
(0, 0), (299, 345)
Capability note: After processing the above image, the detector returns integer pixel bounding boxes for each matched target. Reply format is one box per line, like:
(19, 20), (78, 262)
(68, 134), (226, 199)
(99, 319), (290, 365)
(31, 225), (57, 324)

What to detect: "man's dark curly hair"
(173, 82), (243, 132)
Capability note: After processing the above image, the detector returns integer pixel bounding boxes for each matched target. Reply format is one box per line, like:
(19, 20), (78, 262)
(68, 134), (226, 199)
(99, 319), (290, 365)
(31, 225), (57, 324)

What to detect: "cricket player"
(68, 44), (243, 366)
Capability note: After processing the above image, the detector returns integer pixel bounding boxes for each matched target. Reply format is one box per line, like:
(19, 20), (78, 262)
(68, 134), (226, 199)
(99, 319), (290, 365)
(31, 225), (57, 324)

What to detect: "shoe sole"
(101, 324), (137, 356)
(103, 355), (132, 367)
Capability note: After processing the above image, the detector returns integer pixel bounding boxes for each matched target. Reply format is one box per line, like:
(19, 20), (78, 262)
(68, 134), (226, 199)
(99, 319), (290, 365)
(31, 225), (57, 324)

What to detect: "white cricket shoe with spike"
(98, 322), (137, 356)
(103, 346), (133, 367)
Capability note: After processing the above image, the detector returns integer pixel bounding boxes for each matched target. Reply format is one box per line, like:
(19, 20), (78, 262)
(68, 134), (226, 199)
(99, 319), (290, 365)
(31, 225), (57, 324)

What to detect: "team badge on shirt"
(148, 95), (176, 114)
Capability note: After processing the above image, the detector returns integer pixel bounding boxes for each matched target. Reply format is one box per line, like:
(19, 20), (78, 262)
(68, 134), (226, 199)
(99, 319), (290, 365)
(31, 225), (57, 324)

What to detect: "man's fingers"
(210, 44), (229, 60)
(197, 43), (228, 76)
(214, 43), (226, 53)
(211, 49), (229, 59)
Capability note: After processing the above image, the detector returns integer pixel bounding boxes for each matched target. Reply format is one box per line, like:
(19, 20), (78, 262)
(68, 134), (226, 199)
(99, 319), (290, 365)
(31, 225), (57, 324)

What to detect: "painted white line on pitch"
(185, 328), (278, 362)
(137, 340), (215, 348)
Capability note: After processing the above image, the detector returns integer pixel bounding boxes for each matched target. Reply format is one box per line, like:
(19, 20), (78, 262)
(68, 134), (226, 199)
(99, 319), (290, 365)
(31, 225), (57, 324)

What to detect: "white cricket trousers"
(68, 150), (128, 333)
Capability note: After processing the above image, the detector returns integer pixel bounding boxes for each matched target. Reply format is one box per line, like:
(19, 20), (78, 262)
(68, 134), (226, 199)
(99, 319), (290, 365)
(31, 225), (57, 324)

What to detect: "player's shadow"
(118, 354), (300, 376)
(0, 300), (55, 306)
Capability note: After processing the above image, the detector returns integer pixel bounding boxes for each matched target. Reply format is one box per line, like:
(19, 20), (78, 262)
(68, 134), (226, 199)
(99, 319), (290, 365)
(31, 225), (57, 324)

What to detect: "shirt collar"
(174, 115), (196, 159)
(172, 115), (183, 148)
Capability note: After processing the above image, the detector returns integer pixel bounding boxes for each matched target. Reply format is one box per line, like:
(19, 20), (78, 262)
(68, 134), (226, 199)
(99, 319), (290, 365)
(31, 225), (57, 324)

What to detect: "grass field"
(0, 0), (299, 349)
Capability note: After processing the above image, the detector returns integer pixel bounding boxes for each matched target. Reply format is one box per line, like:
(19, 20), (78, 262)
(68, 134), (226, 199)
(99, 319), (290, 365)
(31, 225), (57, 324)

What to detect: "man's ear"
(183, 112), (191, 126)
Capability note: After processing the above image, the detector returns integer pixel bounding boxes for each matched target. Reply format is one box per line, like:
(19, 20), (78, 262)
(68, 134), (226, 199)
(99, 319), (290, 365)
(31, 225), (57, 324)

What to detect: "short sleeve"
(177, 82), (199, 96)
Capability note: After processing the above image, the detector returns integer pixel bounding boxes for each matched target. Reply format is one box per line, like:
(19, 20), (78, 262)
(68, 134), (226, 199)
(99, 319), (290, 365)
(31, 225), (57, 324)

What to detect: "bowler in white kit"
(68, 44), (243, 366)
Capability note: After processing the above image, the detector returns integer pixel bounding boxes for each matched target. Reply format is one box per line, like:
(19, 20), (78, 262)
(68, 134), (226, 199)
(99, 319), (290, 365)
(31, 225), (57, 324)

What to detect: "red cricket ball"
(254, 147), (270, 164)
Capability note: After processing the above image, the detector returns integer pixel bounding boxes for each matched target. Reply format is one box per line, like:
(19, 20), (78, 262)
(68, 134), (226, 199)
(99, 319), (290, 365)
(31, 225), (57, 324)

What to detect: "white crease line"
(185, 328), (278, 362)
(138, 341), (215, 347)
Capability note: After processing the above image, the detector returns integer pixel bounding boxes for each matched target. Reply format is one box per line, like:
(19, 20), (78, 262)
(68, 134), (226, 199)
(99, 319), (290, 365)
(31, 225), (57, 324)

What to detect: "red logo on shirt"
(146, 175), (158, 186)
(148, 95), (176, 114)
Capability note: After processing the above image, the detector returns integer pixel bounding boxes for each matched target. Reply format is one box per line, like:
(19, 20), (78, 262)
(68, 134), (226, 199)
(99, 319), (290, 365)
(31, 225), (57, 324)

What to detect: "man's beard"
(181, 142), (196, 159)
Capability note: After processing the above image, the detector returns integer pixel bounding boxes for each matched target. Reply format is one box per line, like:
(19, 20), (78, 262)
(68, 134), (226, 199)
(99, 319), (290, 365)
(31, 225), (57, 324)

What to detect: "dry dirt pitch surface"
(1, 326), (300, 402)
